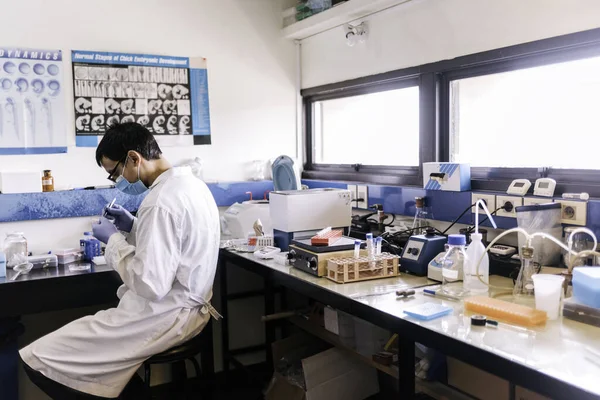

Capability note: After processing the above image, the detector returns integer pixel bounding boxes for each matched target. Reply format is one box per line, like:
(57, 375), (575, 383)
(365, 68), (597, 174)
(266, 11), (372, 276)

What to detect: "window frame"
(302, 27), (600, 195)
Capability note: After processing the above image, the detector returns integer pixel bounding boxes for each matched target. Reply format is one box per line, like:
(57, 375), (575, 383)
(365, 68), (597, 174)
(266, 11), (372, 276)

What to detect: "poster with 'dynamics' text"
(0, 47), (67, 155)
(72, 50), (211, 148)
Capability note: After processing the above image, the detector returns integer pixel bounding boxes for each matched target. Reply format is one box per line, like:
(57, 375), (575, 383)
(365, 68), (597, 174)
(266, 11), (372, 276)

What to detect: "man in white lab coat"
(20, 122), (221, 398)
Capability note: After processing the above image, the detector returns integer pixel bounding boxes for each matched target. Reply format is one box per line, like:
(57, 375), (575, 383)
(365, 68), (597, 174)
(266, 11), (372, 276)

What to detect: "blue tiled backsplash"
(1, 179), (598, 240)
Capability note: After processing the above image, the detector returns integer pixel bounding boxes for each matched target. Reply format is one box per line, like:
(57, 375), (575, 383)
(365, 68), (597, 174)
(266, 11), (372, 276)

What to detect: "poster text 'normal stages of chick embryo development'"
(0, 47), (67, 154)
(72, 50), (211, 147)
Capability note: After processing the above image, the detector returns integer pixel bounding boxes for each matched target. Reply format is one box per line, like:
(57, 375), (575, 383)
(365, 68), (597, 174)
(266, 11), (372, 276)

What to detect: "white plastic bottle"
(464, 200), (497, 293)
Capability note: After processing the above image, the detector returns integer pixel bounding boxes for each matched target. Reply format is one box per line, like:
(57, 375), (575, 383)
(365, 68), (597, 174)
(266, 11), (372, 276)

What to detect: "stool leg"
(144, 364), (151, 388)
(200, 319), (215, 380)
(189, 357), (202, 378)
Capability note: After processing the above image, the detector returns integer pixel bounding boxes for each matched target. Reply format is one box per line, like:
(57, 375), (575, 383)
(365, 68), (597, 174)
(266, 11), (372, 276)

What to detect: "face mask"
(115, 158), (148, 195)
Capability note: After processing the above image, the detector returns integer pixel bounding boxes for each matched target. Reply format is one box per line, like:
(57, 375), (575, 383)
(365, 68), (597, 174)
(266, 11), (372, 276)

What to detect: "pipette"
(104, 197), (117, 218)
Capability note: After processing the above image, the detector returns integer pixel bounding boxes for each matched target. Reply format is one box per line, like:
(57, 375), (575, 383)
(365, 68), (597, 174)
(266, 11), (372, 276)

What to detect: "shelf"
(282, 0), (414, 40)
(287, 316), (475, 400)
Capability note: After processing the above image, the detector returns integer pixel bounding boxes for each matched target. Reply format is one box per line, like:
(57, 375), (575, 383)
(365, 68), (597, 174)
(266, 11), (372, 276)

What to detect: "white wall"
(301, 0), (600, 88)
(0, 0), (297, 251)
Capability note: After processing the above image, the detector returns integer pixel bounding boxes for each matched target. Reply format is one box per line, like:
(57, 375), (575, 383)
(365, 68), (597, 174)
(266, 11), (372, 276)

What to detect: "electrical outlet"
(496, 195), (523, 218)
(356, 185), (368, 209)
(556, 200), (588, 226)
(471, 193), (496, 214)
(523, 197), (554, 206)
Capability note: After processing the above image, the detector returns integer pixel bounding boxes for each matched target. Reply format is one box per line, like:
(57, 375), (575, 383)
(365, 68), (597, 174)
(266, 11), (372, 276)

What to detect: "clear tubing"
(566, 228), (598, 273)
(475, 199), (497, 234)
(474, 228), (599, 291)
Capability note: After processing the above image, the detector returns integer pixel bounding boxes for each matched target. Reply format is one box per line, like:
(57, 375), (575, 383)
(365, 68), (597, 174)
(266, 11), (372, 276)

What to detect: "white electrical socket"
(523, 197), (554, 206)
(356, 185), (368, 209)
(471, 193), (496, 214)
(496, 195), (523, 218)
(556, 200), (588, 226)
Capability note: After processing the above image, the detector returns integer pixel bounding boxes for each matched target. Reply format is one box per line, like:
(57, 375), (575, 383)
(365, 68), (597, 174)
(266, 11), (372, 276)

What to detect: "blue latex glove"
(104, 204), (135, 233)
(92, 217), (119, 244)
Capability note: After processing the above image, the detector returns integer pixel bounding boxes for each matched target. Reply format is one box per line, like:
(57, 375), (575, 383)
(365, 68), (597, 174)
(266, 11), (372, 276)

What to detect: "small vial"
(376, 237), (382, 255)
(42, 170), (54, 192)
(353, 240), (361, 259)
(366, 233), (374, 259)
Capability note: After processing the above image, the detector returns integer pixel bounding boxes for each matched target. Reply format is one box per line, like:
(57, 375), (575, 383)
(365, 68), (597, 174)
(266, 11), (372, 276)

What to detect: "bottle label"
(42, 179), (52, 185)
(443, 269), (459, 280)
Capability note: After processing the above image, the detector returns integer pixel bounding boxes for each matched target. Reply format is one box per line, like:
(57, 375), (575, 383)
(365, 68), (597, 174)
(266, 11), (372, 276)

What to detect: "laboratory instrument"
(562, 192), (590, 201)
(422, 162), (471, 191)
(353, 239), (361, 258)
(288, 237), (363, 276)
(270, 188), (352, 250)
(27, 254), (58, 269)
(533, 178), (556, 197)
(104, 197), (117, 217)
(0, 170), (42, 193)
(396, 289), (415, 298)
(376, 237), (382, 255)
(366, 233), (374, 258)
(0, 252), (6, 278)
(423, 289), (460, 301)
(489, 245), (516, 256)
(532, 274), (564, 320)
(404, 302), (453, 321)
(326, 253), (399, 283)
(506, 179), (532, 196)
(427, 251), (445, 282)
(516, 203), (562, 265)
(4, 232), (28, 267)
(562, 227), (594, 267)
(254, 246), (281, 259)
(440, 234), (468, 297)
(412, 197), (434, 235)
(11, 262), (33, 281)
(563, 296), (600, 328)
(464, 200), (497, 293)
(311, 227), (342, 246)
(572, 267), (600, 308)
(401, 231), (447, 276)
(464, 296), (547, 327)
(470, 315), (498, 327)
(221, 200), (272, 239)
(42, 170), (55, 192)
(513, 246), (536, 298)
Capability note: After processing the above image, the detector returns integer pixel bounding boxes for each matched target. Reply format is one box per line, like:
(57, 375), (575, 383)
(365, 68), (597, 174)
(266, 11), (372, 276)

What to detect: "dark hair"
(95, 122), (163, 166)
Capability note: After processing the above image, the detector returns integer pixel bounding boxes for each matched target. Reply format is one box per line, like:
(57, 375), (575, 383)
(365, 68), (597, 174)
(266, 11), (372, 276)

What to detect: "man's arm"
(105, 206), (181, 301)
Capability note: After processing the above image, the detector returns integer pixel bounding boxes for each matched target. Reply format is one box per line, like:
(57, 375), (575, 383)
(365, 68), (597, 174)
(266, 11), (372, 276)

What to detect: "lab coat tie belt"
(189, 294), (223, 320)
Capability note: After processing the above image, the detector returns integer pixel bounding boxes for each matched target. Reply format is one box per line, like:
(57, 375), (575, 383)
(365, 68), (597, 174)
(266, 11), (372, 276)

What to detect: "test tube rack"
(326, 253), (399, 284)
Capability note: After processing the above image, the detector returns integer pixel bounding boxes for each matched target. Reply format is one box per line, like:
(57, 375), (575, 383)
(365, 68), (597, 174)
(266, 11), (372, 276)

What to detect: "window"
(450, 56), (600, 169)
(313, 86), (419, 166)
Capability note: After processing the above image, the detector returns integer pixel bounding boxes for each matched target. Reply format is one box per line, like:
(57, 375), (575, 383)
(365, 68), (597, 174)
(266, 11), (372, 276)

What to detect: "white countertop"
(225, 250), (600, 396)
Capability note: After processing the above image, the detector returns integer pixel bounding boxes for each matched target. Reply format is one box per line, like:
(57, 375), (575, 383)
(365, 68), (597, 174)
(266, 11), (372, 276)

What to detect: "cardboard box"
(447, 357), (509, 400)
(423, 163), (471, 191)
(266, 333), (379, 400)
(515, 386), (551, 400)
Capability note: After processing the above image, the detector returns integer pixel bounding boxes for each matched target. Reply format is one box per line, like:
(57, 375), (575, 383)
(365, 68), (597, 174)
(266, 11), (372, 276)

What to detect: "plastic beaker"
(532, 274), (564, 320)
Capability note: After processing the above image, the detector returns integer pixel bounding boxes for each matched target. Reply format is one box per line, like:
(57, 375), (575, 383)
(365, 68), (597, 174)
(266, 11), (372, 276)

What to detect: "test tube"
(366, 233), (374, 259)
(376, 237), (382, 255)
(354, 240), (361, 259)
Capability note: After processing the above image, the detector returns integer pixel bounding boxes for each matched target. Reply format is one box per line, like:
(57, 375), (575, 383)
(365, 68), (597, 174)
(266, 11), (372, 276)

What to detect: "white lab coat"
(20, 166), (221, 398)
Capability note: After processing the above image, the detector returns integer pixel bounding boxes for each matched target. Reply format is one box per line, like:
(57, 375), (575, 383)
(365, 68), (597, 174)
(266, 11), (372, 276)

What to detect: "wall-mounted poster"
(0, 47), (67, 155)
(72, 50), (211, 147)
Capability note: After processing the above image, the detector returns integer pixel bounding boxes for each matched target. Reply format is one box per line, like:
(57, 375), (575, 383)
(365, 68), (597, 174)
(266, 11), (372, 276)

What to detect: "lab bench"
(218, 249), (600, 400)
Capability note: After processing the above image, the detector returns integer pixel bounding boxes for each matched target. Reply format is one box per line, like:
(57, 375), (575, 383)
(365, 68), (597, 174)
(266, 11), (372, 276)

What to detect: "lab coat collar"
(150, 166), (192, 189)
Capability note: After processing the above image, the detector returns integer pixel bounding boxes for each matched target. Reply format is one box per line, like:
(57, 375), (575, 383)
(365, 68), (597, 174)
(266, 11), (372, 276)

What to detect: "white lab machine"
(270, 188), (352, 249)
(533, 178), (556, 197)
(507, 179), (531, 196)
(221, 200), (272, 239)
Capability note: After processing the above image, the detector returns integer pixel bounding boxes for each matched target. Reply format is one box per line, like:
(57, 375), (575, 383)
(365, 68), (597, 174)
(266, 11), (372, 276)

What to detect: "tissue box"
(423, 163), (471, 191)
(0, 171), (42, 194)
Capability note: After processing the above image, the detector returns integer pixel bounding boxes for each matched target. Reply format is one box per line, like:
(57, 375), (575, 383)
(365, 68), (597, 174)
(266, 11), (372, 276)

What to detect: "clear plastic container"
(464, 233), (489, 293)
(441, 234), (469, 297)
(532, 274), (564, 320)
(4, 232), (28, 267)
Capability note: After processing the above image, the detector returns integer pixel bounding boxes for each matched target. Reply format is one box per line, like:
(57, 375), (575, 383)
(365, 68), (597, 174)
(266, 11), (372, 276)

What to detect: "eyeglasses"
(107, 159), (126, 183)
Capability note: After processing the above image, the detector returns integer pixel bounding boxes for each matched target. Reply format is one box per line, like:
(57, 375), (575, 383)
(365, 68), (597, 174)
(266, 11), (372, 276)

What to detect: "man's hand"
(104, 204), (135, 233)
(92, 217), (119, 244)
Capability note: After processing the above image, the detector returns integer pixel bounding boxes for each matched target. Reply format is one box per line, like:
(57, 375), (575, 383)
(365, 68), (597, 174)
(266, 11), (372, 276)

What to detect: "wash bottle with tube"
(464, 200), (497, 293)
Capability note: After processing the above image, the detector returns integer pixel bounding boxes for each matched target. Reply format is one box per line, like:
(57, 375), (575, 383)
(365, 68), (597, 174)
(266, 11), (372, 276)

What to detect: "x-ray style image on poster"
(72, 50), (211, 148)
(0, 47), (67, 154)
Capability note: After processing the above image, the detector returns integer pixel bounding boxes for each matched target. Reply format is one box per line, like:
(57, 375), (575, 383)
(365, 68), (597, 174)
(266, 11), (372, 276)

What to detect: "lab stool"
(143, 319), (215, 394)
